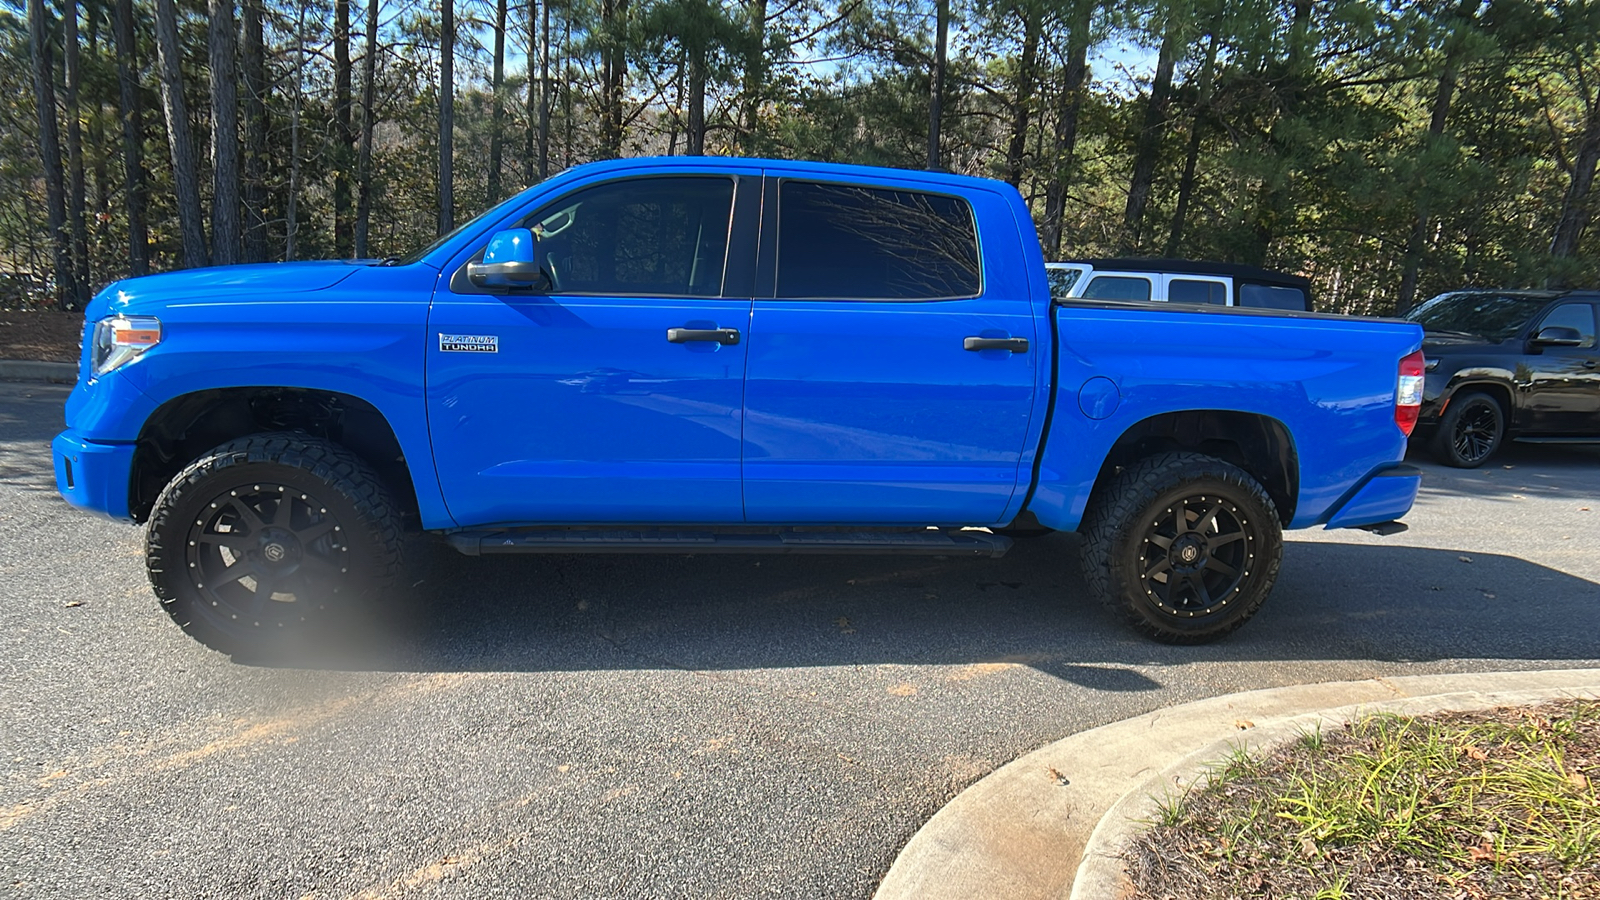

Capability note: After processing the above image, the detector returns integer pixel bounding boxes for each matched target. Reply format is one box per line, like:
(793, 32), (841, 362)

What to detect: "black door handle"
(667, 327), (740, 346)
(964, 336), (1028, 353)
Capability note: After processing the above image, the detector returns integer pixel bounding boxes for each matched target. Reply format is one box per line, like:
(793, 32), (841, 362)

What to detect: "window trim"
(769, 177), (985, 303)
(447, 173), (742, 299)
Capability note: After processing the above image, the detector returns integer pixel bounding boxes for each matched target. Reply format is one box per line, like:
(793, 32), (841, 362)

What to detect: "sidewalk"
(874, 668), (1600, 900)
(0, 359), (76, 383)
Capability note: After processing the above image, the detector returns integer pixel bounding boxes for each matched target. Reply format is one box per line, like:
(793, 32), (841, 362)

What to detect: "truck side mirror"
(467, 229), (547, 289)
(1529, 325), (1584, 348)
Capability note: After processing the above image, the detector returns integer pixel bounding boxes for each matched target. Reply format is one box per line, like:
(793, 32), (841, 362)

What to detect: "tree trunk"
(1040, 0), (1092, 257)
(286, 1), (306, 260)
(439, 1), (455, 235)
(524, 0), (537, 185)
(355, 0), (380, 257)
(563, 13), (573, 167)
(333, 0), (353, 256)
(1550, 89), (1600, 262)
(1165, 32), (1217, 258)
(740, 0), (767, 153)
(1248, 0), (1313, 265)
(488, 0), (507, 201)
(241, 0), (269, 262)
(209, 0), (241, 266)
(1396, 68), (1459, 310)
(600, 0), (627, 158)
(1398, 0), (1480, 311)
(927, 0), (947, 170)
(154, 0), (209, 267)
(539, 0), (551, 179)
(114, 0), (150, 275)
(1121, 19), (1179, 253)
(1003, 2), (1042, 187)
(63, 0), (89, 303)
(686, 47), (706, 155)
(27, 0), (77, 307)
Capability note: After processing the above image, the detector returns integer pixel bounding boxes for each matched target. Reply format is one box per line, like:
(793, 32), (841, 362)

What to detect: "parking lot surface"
(3, 381), (1597, 899)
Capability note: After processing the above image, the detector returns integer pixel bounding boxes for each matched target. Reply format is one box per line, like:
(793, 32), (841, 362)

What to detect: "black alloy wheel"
(1136, 493), (1255, 619)
(1080, 452), (1283, 644)
(147, 433), (402, 655)
(184, 483), (350, 628)
(1433, 392), (1504, 468)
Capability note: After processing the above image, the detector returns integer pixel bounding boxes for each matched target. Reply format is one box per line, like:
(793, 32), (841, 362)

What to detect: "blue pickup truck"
(53, 157), (1425, 653)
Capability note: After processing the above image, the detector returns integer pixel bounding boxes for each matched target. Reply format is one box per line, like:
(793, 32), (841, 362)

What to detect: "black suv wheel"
(1431, 391), (1504, 468)
(145, 433), (402, 655)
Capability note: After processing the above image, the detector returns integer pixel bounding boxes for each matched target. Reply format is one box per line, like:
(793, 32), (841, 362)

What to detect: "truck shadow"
(361, 533), (1600, 683)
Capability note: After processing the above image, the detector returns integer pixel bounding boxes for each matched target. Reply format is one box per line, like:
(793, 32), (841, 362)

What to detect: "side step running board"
(1514, 436), (1600, 445)
(447, 528), (1013, 558)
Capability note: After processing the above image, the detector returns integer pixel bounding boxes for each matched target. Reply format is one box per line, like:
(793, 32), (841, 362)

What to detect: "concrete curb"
(0, 359), (77, 383)
(872, 668), (1600, 900)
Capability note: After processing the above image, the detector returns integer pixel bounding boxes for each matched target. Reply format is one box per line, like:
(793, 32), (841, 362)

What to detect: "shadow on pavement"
(1405, 441), (1600, 503)
(314, 531), (1600, 681)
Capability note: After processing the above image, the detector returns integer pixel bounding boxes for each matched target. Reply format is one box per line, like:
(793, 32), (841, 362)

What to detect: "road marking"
(0, 673), (482, 832)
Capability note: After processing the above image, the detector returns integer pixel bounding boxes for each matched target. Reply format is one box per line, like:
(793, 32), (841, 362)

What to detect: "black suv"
(1405, 290), (1600, 467)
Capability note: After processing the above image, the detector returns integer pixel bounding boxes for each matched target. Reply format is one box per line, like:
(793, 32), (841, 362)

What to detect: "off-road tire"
(146, 433), (403, 655)
(1430, 391), (1504, 468)
(1080, 452), (1283, 644)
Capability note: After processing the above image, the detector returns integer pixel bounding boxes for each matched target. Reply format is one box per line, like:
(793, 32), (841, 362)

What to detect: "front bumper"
(53, 430), (136, 520)
(1323, 465), (1422, 530)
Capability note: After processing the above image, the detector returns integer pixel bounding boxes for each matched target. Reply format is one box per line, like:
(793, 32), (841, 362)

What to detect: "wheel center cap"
(256, 527), (301, 568)
(1180, 544), (1199, 563)
(1170, 534), (1208, 571)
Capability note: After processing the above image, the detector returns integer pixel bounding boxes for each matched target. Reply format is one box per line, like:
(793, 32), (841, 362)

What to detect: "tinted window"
(1404, 292), (1550, 342)
(517, 176), (733, 297)
(776, 182), (980, 300)
(1047, 267), (1083, 301)
(1169, 279), (1227, 305)
(1238, 283), (1309, 311)
(1082, 276), (1152, 301)
(1538, 303), (1598, 349)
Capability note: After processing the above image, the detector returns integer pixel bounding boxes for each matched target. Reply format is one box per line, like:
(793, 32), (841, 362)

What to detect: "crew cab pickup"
(54, 157), (1425, 653)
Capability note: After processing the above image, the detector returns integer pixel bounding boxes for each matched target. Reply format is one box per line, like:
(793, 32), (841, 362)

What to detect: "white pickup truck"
(1047, 258), (1315, 311)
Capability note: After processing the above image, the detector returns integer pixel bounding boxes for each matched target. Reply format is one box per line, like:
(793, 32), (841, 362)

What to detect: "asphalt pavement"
(2, 380), (1597, 899)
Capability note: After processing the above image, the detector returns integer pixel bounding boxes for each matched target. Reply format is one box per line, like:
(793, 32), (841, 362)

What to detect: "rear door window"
(1168, 278), (1228, 306)
(1082, 275), (1153, 301)
(775, 181), (981, 300)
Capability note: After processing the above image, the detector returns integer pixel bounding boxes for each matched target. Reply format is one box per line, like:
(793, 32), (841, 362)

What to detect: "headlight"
(91, 315), (162, 377)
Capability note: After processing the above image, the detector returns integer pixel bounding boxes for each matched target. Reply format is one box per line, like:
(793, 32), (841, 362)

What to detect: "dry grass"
(0, 309), (83, 362)
(1125, 700), (1600, 900)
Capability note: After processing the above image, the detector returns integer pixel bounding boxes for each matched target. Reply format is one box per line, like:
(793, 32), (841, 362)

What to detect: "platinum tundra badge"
(439, 334), (499, 353)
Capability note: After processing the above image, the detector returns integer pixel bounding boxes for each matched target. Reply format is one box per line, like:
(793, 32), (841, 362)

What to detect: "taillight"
(1396, 349), (1425, 436)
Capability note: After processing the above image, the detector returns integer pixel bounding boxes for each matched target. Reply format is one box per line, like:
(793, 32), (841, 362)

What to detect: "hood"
(85, 261), (363, 320)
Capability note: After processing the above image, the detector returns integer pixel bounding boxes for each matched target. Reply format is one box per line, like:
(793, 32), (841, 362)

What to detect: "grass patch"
(1125, 700), (1600, 899)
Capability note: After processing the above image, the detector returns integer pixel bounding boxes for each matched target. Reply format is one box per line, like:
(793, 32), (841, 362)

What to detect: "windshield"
(1404, 292), (1551, 342)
